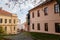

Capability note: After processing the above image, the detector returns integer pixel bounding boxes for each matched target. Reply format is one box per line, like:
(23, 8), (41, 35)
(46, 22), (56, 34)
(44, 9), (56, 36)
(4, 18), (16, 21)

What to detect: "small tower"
(0, 7), (2, 10)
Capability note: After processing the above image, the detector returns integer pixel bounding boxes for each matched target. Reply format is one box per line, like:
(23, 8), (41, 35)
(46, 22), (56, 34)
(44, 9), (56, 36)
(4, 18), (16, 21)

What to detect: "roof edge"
(29, 0), (55, 12)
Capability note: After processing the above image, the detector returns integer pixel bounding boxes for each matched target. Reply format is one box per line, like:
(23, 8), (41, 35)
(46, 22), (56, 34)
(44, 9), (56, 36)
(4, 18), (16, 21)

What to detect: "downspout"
(10, 14), (12, 34)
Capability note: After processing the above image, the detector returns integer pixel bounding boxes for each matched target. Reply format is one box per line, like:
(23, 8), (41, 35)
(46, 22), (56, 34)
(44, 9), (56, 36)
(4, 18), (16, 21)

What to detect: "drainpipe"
(10, 14), (12, 34)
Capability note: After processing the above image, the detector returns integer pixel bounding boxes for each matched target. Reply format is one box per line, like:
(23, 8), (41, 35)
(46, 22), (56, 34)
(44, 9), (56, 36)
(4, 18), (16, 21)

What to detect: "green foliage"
(0, 26), (5, 40)
(0, 27), (4, 34)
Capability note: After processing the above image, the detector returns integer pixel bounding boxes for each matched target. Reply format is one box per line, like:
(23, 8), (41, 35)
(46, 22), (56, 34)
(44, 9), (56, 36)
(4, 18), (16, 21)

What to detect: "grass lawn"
(29, 32), (60, 40)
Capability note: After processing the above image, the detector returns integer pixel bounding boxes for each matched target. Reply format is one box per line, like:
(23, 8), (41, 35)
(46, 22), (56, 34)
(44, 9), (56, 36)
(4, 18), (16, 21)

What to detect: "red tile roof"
(0, 9), (12, 16)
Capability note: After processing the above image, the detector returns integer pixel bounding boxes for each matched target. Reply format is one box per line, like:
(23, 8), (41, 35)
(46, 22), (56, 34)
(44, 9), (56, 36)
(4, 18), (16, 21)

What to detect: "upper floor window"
(45, 23), (48, 31)
(0, 18), (2, 23)
(5, 19), (7, 23)
(44, 7), (48, 16)
(9, 19), (11, 23)
(32, 23), (34, 30)
(37, 10), (40, 17)
(32, 12), (34, 18)
(37, 23), (40, 30)
(54, 4), (59, 13)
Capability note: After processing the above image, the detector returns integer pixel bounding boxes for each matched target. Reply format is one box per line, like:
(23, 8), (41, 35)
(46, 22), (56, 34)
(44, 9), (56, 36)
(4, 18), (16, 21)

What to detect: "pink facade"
(29, 0), (60, 35)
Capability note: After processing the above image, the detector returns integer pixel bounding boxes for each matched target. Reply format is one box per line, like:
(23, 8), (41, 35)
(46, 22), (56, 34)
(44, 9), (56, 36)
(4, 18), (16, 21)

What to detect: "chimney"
(46, 0), (52, 1)
(0, 7), (2, 10)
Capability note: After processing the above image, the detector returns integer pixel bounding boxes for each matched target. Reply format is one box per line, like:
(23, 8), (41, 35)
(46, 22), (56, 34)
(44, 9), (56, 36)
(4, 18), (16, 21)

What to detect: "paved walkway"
(4, 32), (33, 40)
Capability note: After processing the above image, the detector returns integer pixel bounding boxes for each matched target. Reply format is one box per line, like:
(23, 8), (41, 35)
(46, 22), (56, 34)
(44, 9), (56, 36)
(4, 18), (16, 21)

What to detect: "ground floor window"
(55, 23), (60, 33)
(14, 26), (15, 31)
(37, 23), (40, 30)
(5, 26), (7, 31)
(45, 23), (48, 31)
(32, 23), (34, 30)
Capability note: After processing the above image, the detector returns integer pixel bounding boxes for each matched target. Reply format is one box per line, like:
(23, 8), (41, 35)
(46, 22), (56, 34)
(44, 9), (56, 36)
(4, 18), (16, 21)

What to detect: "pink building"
(29, 0), (60, 35)
(23, 22), (28, 31)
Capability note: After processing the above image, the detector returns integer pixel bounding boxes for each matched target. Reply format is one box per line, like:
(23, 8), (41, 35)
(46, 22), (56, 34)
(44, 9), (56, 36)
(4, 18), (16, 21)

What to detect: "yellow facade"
(0, 9), (18, 34)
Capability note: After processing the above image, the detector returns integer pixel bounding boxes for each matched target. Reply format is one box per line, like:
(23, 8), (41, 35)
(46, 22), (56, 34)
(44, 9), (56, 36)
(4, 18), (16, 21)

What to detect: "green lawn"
(29, 32), (60, 40)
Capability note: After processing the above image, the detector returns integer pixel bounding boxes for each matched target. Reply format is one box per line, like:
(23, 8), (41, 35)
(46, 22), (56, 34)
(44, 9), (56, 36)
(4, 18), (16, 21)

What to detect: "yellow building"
(0, 8), (18, 34)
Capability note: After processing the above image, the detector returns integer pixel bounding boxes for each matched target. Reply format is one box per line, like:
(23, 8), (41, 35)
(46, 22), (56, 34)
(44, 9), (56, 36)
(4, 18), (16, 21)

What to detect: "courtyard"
(3, 32), (60, 40)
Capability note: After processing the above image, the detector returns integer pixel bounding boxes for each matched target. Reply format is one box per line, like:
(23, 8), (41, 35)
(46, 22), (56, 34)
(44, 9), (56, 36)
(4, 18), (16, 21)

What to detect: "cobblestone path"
(4, 32), (33, 40)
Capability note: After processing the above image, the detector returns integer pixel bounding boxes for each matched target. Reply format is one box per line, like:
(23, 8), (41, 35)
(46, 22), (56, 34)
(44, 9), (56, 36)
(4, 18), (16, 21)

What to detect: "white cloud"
(0, 0), (45, 23)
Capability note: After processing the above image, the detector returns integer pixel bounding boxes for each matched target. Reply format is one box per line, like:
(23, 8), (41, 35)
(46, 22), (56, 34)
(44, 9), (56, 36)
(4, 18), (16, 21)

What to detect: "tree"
(0, 27), (4, 34)
(0, 26), (5, 40)
(56, 0), (60, 4)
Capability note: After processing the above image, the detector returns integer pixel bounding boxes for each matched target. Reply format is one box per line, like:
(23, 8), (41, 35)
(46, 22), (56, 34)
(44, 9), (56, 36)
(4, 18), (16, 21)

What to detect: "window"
(45, 23), (48, 31)
(44, 7), (48, 15)
(0, 18), (2, 23)
(32, 12), (34, 18)
(14, 19), (15, 24)
(9, 19), (11, 23)
(5, 19), (7, 23)
(14, 26), (15, 30)
(37, 10), (40, 17)
(37, 23), (40, 30)
(32, 23), (34, 30)
(55, 23), (60, 33)
(54, 4), (59, 13)
(5, 27), (7, 31)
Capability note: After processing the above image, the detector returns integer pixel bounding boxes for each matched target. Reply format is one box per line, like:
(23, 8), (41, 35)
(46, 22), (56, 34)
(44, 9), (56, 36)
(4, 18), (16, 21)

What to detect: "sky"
(0, 0), (45, 23)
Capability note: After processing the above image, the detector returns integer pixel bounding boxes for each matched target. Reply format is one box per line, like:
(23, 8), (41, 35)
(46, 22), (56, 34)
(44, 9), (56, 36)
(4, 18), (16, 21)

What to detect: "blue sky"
(0, 0), (45, 23)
